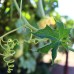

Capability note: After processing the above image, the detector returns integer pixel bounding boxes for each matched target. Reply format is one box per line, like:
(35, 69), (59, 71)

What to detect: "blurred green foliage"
(0, 0), (74, 74)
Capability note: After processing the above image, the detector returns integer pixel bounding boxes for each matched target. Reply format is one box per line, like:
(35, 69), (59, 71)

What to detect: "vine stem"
(10, 0), (13, 20)
(13, 0), (38, 31)
(38, 0), (45, 18)
(0, 0), (45, 38)
(0, 0), (46, 40)
(0, 26), (23, 38)
(20, 0), (22, 19)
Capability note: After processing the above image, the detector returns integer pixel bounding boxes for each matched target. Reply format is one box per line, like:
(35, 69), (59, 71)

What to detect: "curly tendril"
(3, 50), (15, 73)
(3, 39), (18, 73)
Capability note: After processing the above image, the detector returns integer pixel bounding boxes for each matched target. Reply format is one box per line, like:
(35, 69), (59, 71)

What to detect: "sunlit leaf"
(33, 25), (59, 40)
(56, 21), (70, 39)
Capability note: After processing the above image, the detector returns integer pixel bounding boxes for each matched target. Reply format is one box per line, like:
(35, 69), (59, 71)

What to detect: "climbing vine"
(0, 0), (74, 74)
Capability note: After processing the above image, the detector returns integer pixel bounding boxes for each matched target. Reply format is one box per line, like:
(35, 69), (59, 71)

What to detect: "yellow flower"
(38, 16), (56, 29)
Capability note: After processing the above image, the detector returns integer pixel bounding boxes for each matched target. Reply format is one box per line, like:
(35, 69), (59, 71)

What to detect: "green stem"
(0, 26), (23, 38)
(13, 0), (38, 31)
(20, 0), (22, 19)
(0, 26), (23, 49)
(10, 0), (13, 20)
(38, 0), (45, 18)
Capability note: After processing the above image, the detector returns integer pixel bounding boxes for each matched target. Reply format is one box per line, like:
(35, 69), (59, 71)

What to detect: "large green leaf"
(38, 41), (61, 54)
(33, 25), (59, 40)
(37, 43), (53, 53)
(56, 21), (64, 38)
(52, 41), (61, 63)
(62, 28), (70, 38)
(56, 21), (70, 39)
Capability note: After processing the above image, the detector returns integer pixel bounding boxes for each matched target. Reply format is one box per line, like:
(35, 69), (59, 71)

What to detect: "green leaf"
(59, 28), (70, 42)
(52, 41), (61, 64)
(61, 41), (68, 50)
(56, 21), (64, 30)
(56, 21), (70, 39)
(38, 43), (53, 53)
(56, 21), (64, 38)
(33, 25), (59, 40)
(62, 28), (70, 38)
(38, 41), (61, 54)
